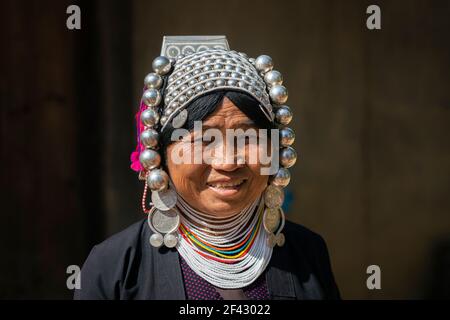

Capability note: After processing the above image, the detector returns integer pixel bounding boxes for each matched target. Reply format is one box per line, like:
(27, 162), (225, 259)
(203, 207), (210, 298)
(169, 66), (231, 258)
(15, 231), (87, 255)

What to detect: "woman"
(74, 36), (340, 300)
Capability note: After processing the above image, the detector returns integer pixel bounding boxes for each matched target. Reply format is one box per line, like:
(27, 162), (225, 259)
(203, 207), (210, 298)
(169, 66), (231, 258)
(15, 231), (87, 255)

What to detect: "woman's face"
(166, 97), (270, 217)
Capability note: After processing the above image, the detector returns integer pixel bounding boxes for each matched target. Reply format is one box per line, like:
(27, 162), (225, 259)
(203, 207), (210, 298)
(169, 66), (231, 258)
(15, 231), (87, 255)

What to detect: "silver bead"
(139, 149), (161, 170)
(178, 95), (187, 103)
(238, 52), (248, 59)
(279, 127), (295, 147)
(164, 233), (178, 248)
(215, 79), (226, 86)
(143, 89), (161, 107)
(144, 73), (163, 89)
(140, 129), (159, 148)
(228, 79), (237, 86)
(269, 85), (288, 104)
(164, 107), (174, 116)
(140, 108), (160, 127)
(149, 233), (164, 248)
(188, 79), (197, 86)
(214, 63), (223, 70)
(198, 75), (208, 81)
(170, 101), (179, 109)
(264, 70), (283, 86)
(275, 105), (293, 125)
(255, 55), (274, 73)
(205, 81), (214, 89)
(147, 168), (169, 192)
(186, 89), (195, 97)
(152, 56), (172, 75)
(160, 115), (168, 124)
(195, 84), (204, 92)
(271, 167), (291, 187)
(280, 146), (297, 168)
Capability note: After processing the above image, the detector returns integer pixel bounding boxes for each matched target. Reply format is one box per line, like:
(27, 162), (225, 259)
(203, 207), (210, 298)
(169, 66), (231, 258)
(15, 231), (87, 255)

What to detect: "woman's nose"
(210, 147), (245, 172)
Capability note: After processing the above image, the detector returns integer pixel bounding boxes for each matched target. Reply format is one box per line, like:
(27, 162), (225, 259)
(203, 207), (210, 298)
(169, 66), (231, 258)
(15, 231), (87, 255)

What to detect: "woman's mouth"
(206, 179), (247, 196)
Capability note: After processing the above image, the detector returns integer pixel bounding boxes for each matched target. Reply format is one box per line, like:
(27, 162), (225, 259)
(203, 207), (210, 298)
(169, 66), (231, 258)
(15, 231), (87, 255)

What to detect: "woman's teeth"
(208, 179), (246, 189)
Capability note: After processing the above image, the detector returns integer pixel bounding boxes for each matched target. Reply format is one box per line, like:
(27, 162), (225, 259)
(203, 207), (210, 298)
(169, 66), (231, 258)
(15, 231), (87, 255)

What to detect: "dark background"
(1, 0), (449, 299)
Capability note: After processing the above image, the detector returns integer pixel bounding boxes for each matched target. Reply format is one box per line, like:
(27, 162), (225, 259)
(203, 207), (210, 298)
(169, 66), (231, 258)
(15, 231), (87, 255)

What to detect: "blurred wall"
(1, 0), (449, 299)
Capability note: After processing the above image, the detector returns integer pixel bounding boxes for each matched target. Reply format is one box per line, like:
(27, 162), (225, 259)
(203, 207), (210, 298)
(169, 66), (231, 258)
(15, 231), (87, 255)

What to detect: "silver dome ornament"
(152, 56), (172, 75)
(140, 108), (160, 127)
(147, 168), (169, 192)
(164, 233), (178, 248)
(279, 127), (295, 147)
(149, 233), (164, 248)
(139, 149), (161, 170)
(255, 55), (274, 73)
(143, 89), (161, 107)
(144, 72), (163, 89)
(280, 146), (297, 168)
(269, 85), (288, 104)
(271, 167), (291, 188)
(140, 129), (159, 148)
(264, 70), (283, 86)
(275, 105), (293, 125)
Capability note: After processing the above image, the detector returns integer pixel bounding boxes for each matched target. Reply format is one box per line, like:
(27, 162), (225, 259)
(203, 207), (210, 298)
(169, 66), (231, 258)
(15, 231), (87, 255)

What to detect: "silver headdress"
(133, 36), (297, 249)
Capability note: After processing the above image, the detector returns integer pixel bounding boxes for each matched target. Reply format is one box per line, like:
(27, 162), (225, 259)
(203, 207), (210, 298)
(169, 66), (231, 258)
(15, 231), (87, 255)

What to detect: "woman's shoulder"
(93, 218), (148, 254)
(74, 218), (148, 299)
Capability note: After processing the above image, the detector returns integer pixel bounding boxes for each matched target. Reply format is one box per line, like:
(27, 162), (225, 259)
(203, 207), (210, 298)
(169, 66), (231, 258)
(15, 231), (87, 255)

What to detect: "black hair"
(160, 90), (274, 147)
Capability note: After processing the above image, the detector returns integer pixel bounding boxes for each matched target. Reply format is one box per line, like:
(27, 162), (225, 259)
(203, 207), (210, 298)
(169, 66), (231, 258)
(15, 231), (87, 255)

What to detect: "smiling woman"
(164, 92), (274, 216)
(74, 36), (340, 300)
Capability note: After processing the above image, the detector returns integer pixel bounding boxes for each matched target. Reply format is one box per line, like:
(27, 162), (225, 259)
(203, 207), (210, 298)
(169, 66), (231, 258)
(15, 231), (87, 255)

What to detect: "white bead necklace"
(176, 195), (273, 289)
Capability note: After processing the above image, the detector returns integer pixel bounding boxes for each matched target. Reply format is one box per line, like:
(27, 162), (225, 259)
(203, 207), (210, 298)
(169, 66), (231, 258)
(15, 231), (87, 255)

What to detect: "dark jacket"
(74, 218), (341, 300)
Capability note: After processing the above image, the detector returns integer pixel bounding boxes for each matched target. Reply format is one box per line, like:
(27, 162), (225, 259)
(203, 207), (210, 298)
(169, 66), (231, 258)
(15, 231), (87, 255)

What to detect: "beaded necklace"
(176, 195), (273, 289)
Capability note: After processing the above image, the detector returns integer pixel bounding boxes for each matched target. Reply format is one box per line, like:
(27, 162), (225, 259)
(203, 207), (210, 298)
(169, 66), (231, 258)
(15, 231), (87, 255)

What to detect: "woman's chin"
(200, 194), (249, 217)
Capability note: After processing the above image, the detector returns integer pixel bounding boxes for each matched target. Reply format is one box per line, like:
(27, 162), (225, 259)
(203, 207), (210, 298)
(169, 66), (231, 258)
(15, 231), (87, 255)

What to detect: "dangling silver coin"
(264, 184), (284, 208)
(276, 233), (285, 247)
(151, 188), (177, 211)
(172, 109), (188, 128)
(267, 233), (276, 248)
(164, 233), (178, 248)
(151, 208), (180, 234)
(149, 233), (164, 248)
(263, 208), (280, 233)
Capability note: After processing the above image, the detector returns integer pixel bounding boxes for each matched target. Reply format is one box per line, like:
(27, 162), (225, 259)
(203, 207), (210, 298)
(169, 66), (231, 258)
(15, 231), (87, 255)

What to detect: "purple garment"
(179, 255), (270, 300)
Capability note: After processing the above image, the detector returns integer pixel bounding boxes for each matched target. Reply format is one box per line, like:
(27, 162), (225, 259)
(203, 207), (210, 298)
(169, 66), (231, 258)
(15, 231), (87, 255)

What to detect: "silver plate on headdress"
(172, 109), (188, 128)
